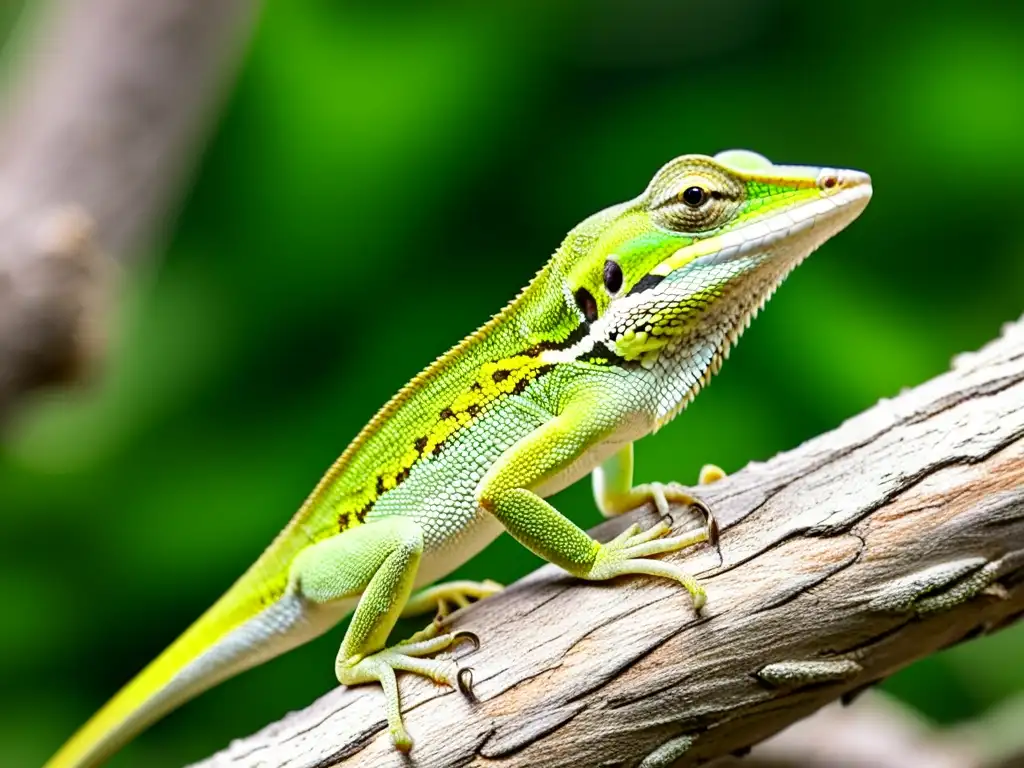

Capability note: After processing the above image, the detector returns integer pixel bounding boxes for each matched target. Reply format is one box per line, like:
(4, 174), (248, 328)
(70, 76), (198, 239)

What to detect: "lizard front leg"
(289, 518), (473, 752)
(478, 400), (712, 610)
(592, 442), (721, 541)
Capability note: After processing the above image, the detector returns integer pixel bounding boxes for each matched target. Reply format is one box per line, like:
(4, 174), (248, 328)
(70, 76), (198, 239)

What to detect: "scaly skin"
(46, 149), (871, 766)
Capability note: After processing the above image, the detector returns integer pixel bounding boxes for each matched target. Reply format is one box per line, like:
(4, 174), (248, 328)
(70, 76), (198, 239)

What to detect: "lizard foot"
(588, 520), (710, 611)
(628, 481), (719, 546)
(335, 630), (478, 752)
(698, 463), (726, 484)
(401, 579), (505, 625)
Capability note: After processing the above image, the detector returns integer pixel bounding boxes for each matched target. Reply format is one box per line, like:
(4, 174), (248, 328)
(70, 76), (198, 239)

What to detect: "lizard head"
(547, 150), (872, 425)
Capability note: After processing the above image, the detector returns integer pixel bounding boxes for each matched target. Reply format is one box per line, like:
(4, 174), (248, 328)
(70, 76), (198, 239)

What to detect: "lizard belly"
(414, 506), (504, 588)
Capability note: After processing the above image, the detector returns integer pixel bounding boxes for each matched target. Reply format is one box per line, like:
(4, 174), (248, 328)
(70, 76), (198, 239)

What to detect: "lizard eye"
(603, 260), (623, 294)
(681, 186), (707, 207)
(651, 173), (742, 234)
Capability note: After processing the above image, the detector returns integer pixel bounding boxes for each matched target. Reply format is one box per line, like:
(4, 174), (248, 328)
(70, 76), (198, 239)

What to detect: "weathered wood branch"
(194, 318), (1024, 768)
(0, 0), (258, 420)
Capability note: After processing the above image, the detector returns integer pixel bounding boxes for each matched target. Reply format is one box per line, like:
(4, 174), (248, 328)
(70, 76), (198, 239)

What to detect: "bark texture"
(0, 0), (257, 419)
(192, 317), (1024, 768)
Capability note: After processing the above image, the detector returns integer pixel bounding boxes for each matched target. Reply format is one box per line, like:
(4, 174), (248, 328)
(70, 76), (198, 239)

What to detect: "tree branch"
(193, 317), (1024, 768)
(0, 0), (258, 420)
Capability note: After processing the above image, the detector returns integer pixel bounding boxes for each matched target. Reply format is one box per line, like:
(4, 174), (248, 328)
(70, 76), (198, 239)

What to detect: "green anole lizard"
(46, 149), (871, 767)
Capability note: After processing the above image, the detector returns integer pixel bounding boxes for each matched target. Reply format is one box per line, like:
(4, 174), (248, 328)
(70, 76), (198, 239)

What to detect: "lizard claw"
(457, 667), (477, 702)
(451, 630), (480, 655)
(689, 497), (719, 547)
(656, 490), (718, 549)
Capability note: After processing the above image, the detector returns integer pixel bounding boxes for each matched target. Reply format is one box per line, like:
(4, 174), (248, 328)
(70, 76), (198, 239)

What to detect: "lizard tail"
(43, 558), (346, 768)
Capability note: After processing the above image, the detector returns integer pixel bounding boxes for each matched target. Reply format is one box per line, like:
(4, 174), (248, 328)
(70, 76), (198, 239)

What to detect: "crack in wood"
(478, 702), (588, 758)
(748, 536), (865, 615)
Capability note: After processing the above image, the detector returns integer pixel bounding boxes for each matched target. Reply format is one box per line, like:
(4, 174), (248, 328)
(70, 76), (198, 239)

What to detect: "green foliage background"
(2, 2), (1022, 765)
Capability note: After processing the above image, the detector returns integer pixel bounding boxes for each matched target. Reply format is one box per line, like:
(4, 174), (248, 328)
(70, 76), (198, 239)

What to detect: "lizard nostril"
(574, 287), (599, 324)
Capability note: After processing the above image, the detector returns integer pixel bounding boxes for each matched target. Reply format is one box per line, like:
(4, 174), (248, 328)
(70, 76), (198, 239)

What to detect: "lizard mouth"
(693, 169), (871, 270)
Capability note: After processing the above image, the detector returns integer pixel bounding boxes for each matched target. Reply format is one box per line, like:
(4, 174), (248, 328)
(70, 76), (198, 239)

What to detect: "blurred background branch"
(714, 691), (1024, 768)
(0, 0), (258, 422)
(192, 319), (1024, 768)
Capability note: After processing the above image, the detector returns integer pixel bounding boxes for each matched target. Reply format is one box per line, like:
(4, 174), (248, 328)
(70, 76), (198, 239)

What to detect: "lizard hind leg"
(289, 517), (475, 753)
(402, 579), (504, 626)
